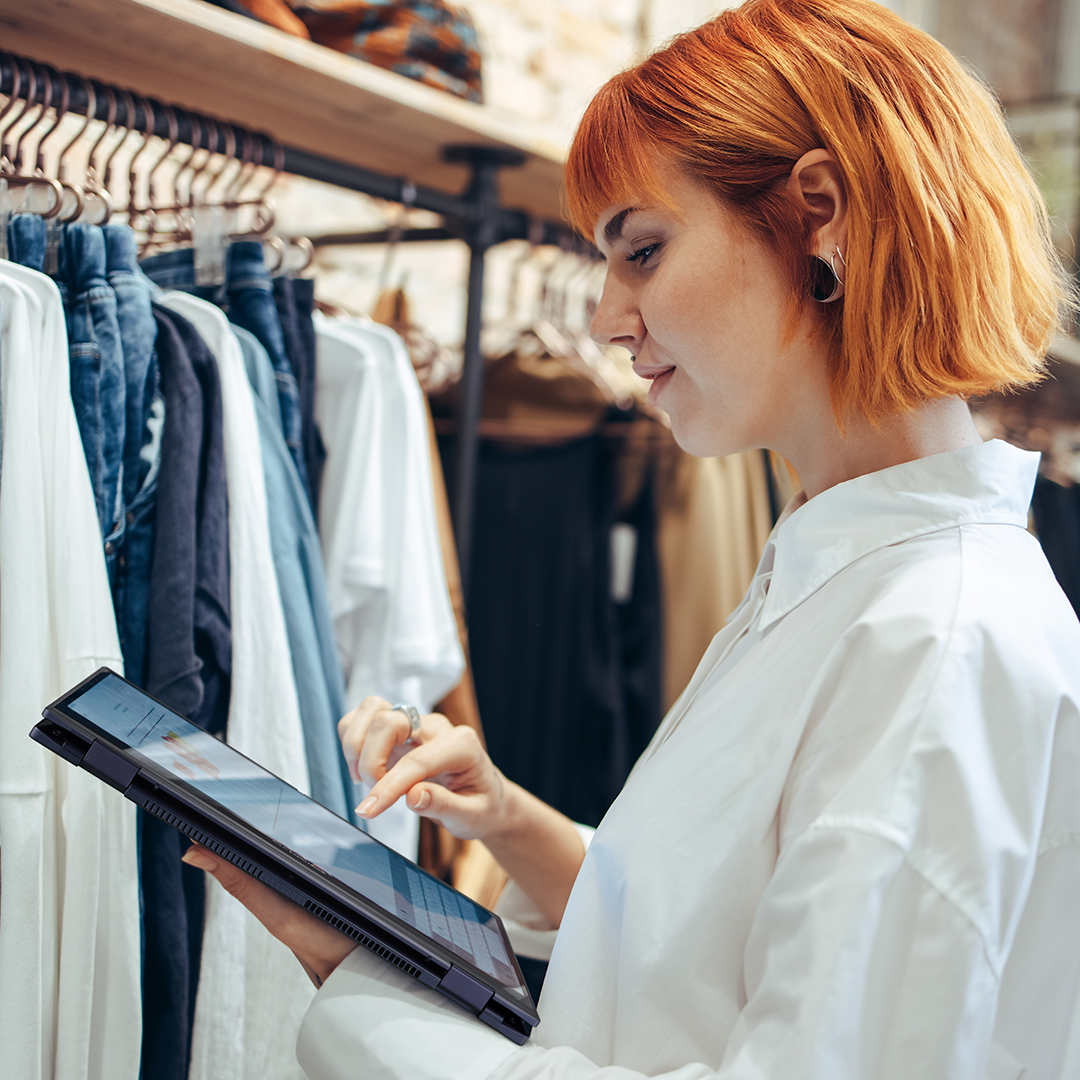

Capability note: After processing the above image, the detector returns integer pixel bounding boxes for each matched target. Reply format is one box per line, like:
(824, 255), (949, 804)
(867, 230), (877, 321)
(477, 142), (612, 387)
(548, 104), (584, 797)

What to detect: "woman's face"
(591, 166), (829, 460)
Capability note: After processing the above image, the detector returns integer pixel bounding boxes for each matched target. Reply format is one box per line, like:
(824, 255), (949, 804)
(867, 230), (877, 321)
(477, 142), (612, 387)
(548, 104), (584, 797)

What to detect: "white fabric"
(496, 823), (597, 963)
(297, 439), (1080, 1080)
(0, 262), (141, 1080)
(158, 294), (315, 1080)
(315, 315), (464, 856)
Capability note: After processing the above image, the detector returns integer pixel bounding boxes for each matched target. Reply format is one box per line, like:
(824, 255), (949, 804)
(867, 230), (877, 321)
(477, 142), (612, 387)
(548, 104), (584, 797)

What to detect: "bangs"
(565, 74), (677, 237)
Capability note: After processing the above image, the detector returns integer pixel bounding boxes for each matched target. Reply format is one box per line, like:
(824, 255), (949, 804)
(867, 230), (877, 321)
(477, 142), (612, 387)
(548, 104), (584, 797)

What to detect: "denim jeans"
(140, 242), (310, 497)
(58, 223), (127, 559)
(7, 213), (46, 272)
(105, 225), (157, 508)
(105, 224), (163, 683)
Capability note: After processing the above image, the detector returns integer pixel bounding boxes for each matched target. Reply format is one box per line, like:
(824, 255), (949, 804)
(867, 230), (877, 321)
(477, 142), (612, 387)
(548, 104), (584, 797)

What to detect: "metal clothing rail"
(0, 50), (574, 598)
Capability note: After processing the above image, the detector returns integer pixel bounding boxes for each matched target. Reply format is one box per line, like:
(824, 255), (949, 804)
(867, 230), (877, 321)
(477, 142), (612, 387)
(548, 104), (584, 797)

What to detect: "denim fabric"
(286, 275), (326, 513)
(235, 325), (354, 822)
(105, 224), (163, 682)
(7, 214), (46, 272)
(105, 225), (157, 509)
(140, 243), (310, 498)
(59, 224), (127, 555)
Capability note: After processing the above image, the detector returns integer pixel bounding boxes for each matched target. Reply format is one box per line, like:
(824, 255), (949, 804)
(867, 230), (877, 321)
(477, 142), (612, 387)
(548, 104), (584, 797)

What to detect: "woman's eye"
(625, 243), (659, 266)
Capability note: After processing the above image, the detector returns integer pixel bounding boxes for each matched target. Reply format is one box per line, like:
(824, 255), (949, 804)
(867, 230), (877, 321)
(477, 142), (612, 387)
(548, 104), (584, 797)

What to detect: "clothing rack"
(0, 51), (571, 597)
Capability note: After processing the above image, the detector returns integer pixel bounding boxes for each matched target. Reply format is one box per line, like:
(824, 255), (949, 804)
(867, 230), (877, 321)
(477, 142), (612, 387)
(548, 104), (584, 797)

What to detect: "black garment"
(147, 305), (231, 734)
(615, 469), (664, 765)
(139, 306), (232, 1080)
(462, 431), (663, 827)
(1031, 474), (1080, 619)
(284, 276), (326, 513)
(139, 813), (206, 1080)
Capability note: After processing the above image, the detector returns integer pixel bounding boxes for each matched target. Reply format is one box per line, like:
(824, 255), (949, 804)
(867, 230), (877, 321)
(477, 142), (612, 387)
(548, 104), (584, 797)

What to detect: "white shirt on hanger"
(0, 261), (141, 1080)
(157, 293), (315, 1080)
(296, 439), (1080, 1080)
(315, 314), (464, 856)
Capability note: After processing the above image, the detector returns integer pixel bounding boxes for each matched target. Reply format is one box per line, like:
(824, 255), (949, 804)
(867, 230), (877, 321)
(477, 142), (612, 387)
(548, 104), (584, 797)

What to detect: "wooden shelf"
(0, 0), (569, 222)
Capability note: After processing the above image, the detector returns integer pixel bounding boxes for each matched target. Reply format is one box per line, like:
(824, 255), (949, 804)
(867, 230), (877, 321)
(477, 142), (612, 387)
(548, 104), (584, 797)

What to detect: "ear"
(787, 148), (848, 260)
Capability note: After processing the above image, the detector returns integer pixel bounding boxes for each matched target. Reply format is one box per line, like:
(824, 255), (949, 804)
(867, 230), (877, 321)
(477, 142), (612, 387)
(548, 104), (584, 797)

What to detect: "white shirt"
(0, 262), (141, 1080)
(315, 315), (464, 855)
(297, 439), (1080, 1080)
(158, 294), (315, 1080)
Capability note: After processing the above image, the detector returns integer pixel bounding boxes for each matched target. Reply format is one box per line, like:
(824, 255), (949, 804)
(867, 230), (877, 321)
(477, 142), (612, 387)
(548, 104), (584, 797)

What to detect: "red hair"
(566, 0), (1074, 421)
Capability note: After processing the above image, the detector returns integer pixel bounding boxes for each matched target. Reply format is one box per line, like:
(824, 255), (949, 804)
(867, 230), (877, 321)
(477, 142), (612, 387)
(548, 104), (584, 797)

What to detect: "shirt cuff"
(296, 946), (525, 1080)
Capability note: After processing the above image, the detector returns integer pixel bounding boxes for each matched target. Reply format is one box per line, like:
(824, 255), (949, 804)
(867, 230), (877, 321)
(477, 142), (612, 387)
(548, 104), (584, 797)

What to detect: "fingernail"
(409, 789), (430, 812)
(356, 795), (377, 816)
(182, 847), (215, 871)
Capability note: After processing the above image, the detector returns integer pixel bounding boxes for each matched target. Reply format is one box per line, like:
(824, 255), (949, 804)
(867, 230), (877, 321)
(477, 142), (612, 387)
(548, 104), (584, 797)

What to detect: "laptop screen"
(66, 672), (527, 996)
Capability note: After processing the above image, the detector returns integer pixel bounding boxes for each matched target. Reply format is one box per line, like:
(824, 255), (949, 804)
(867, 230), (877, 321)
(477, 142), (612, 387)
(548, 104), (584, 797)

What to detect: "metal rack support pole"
(444, 146), (524, 603)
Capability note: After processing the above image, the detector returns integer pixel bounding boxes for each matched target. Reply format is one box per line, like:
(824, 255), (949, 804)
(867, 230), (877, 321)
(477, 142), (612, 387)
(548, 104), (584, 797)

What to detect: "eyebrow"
(603, 206), (640, 246)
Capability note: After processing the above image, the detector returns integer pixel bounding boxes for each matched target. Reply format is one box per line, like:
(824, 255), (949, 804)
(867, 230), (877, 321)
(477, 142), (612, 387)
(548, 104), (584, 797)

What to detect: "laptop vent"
(302, 900), (423, 980)
(143, 802), (263, 879)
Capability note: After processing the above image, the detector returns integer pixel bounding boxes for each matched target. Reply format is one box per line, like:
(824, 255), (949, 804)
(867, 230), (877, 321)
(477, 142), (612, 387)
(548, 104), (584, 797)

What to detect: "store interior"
(0, 1), (1077, 1078)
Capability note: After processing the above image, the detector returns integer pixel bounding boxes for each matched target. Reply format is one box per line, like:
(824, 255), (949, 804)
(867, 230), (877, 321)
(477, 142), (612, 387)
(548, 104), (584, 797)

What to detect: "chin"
(669, 420), (750, 460)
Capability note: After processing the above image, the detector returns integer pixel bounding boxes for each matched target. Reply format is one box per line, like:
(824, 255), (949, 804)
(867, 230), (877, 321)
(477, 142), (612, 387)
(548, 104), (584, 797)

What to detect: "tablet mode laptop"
(32, 667), (538, 1044)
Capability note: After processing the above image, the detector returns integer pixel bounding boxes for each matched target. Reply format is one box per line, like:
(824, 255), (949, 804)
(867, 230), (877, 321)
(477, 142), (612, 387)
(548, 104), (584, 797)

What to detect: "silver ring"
(389, 703), (422, 738)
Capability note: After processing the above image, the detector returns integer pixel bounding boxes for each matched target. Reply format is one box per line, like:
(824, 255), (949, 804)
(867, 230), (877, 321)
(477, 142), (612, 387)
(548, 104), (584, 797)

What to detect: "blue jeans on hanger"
(7, 213), (46, 272)
(105, 223), (161, 684)
(140, 241), (310, 498)
(58, 223), (127, 563)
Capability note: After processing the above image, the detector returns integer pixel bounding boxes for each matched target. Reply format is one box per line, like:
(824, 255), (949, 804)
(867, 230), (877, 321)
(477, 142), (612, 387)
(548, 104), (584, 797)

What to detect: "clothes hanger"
(124, 96), (158, 222)
(39, 70), (89, 223)
(0, 60), (64, 218)
(79, 84), (118, 224)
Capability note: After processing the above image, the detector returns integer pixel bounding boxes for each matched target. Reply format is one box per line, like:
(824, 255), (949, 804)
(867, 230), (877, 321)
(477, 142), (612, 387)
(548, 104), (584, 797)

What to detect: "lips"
(642, 365), (675, 403)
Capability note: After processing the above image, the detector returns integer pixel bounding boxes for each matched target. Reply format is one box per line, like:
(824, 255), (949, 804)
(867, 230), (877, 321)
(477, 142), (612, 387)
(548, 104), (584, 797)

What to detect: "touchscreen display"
(67, 673), (525, 994)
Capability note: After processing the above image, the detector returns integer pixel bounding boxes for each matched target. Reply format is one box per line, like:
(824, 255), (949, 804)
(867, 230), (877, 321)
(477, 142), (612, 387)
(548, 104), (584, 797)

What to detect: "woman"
(184, 1), (1080, 1076)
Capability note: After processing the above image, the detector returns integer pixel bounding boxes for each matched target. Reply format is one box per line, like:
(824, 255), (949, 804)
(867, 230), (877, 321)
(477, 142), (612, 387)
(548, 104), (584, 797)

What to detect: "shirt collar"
(756, 439), (1039, 630)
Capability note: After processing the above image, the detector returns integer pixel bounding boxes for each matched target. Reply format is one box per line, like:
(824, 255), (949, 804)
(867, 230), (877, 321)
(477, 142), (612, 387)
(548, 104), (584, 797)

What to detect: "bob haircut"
(566, 0), (1074, 422)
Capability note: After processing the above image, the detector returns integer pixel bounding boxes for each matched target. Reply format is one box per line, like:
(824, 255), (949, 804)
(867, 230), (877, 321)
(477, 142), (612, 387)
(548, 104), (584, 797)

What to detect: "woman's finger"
(355, 705), (426, 787)
(356, 726), (489, 821)
(338, 696), (392, 782)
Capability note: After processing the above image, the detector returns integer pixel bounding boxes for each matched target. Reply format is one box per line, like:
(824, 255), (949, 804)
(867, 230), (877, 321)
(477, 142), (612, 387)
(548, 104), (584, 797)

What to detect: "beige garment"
(655, 446), (774, 712)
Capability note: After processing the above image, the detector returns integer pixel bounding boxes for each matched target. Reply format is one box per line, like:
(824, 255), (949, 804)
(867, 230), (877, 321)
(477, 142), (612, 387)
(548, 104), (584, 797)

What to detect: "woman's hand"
(181, 843), (355, 988)
(338, 697), (509, 842)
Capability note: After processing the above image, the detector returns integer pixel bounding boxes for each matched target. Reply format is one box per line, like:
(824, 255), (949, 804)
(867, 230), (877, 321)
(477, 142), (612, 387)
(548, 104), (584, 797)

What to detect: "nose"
(590, 268), (644, 352)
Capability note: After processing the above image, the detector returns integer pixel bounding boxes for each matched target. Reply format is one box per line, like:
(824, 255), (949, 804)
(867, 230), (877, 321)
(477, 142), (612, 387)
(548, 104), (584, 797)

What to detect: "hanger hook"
(255, 131), (283, 202)
(87, 84), (118, 182)
(56, 75), (95, 182)
(227, 127), (257, 203)
(101, 87), (136, 193)
(187, 116), (219, 205)
(2, 60), (39, 172)
(145, 102), (178, 207)
(0, 57), (24, 168)
(126, 96), (157, 216)
(205, 120), (237, 204)
(35, 66), (70, 175)
(14, 63), (57, 175)
(173, 111), (202, 209)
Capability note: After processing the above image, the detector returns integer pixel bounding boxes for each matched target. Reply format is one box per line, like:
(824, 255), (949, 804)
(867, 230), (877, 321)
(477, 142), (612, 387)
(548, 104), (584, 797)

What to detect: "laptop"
(31, 667), (539, 1044)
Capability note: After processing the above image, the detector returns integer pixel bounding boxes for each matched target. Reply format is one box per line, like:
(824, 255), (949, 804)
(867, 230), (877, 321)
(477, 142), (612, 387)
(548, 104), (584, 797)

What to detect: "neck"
(786, 396), (983, 501)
